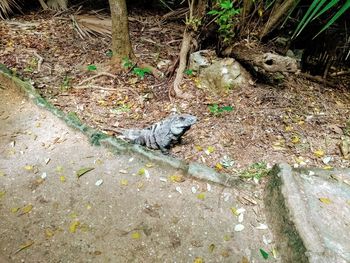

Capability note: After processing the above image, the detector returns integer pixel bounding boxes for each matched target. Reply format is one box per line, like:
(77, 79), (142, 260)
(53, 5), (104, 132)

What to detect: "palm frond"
(0, 0), (21, 19)
(292, 0), (350, 39)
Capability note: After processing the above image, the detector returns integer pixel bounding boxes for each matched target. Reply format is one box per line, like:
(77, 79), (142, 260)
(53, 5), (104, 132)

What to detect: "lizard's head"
(170, 114), (197, 135)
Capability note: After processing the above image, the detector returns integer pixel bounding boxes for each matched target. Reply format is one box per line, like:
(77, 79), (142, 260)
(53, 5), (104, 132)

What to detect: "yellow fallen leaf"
(298, 120), (305, 125)
(285, 126), (293, 132)
(145, 163), (154, 168)
(21, 204), (33, 215)
(215, 163), (223, 171)
(323, 165), (333, 170)
(76, 167), (94, 178)
(272, 247), (278, 259)
(169, 174), (185, 183)
(60, 175), (66, 182)
(272, 140), (286, 151)
(0, 191), (5, 199)
(98, 100), (107, 106)
(86, 204), (92, 210)
(346, 200), (350, 206)
(241, 256), (249, 263)
(0, 170), (5, 176)
(291, 136), (300, 144)
(230, 207), (239, 216)
(69, 220), (80, 233)
(195, 145), (203, 151)
(138, 168), (145, 175)
(194, 257), (204, 263)
(24, 165), (34, 171)
(314, 149), (325, 158)
(319, 197), (331, 205)
(11, 207), (20, 213)
(223, 234), (231, 241)
(120, 179), (128, 186)
(197, 193), (205, 200)
(131, 231), (141, 239)
(205, 146), (215, 154)
(45, 228), (54, 238)
(94, 159), (103, 165)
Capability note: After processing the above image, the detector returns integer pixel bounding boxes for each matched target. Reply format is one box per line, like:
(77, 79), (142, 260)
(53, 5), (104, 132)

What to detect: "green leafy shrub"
(208, 104), (234, 116)
(132, 67), (151, 79)
(208, 0), (240, 42)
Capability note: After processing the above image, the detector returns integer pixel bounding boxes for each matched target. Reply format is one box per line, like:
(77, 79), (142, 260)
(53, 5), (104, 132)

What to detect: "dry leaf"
(193, 257), (204, 263)
(24, 165), (34, 171)
(14, 240), (34, 254)
(69, 220), (80, 233)
(131, 231), (141, 239)
(319, 197), (331, 205)
(291, 136), (300, 144)
(45, 228), (55, 238)
(314, 149), (325, 158)
(197, 193), (205, 200)
(120, 179), (128, 186)
(215, 163), (223, 171)
(20, 204), (33, 215)
(169, 174), (185, 183)
(76, 167), (94, 178)
(230, 207), (239, 216)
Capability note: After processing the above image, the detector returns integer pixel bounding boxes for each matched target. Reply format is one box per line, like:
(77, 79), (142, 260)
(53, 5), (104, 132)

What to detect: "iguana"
(119, 114), (197, 154)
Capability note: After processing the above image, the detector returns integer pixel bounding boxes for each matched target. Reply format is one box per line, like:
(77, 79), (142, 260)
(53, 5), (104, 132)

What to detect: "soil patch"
(1, 10), (350, 173)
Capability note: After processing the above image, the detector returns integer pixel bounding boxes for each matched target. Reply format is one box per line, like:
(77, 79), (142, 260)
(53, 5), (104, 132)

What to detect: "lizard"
(119, 114), (197, 154)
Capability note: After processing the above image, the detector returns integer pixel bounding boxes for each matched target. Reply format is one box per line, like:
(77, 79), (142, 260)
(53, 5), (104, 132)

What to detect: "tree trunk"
(259, 0), (299, 39)
(108, 0), (134, 67)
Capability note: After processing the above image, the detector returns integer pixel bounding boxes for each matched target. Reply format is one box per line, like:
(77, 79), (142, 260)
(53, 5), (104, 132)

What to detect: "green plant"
(208, 104), (234, 115)
(132, 67), (151, 79)
(208, 0), (240, 42)
(292, 0), (350, 39)
(122, 57), (133, 68)
(240, 162), (269, 180)
(87, 64), (97, 71)
(106, 50), (113, 58)
(184, 69), (194, 76)
(60, 75), (71, 90)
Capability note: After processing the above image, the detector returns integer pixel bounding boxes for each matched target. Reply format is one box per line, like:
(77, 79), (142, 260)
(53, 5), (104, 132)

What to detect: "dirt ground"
(0, 83), (278, 262)
(0, 10), (350, 174)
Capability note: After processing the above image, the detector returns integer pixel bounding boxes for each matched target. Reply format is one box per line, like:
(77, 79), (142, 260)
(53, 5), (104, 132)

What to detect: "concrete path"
(266, 164), (350, 263)
(0, 85), (277, 262)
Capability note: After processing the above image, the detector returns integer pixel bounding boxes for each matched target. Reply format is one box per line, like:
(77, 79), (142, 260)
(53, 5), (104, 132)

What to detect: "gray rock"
(198, 58), (252, 93)
(189, 50), (217, 72)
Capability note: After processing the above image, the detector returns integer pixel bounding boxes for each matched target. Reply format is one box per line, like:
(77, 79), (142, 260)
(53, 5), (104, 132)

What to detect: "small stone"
(175, 186), (182, 194)
(191, 186), (197, 194)
(95, 179), (103, 186)
(234, 224), (245, 232)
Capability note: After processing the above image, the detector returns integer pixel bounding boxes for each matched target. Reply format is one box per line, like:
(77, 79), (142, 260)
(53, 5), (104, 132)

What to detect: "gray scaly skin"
(121, 114), (197, 154)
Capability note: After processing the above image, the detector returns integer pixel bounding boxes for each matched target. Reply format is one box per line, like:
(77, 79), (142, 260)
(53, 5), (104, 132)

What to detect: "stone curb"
(0, 65), (240, 187)
(266, 163), (347, 263)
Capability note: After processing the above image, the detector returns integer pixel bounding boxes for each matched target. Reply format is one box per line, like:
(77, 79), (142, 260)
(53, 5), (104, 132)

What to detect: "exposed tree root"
(172, 29), (194, 99)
